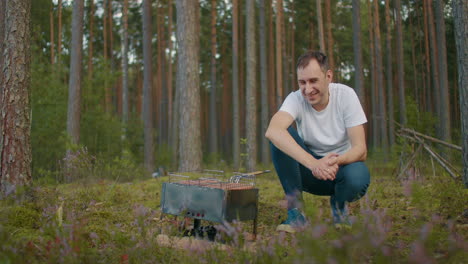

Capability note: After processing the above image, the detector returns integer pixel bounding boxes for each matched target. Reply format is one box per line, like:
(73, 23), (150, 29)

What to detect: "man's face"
(297, 59), (333, 111)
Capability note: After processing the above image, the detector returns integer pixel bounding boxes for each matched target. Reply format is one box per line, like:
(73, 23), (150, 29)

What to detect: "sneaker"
(330, 195), (351, 228)
(276, 208), (307, 233)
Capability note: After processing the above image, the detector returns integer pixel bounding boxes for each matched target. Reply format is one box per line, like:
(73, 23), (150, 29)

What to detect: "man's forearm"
(266, 128), (316, 169)
(337, 145), (367, 165)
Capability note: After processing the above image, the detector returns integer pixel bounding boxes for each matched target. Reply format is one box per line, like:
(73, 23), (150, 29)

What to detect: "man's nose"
(304, 83), (313, 93)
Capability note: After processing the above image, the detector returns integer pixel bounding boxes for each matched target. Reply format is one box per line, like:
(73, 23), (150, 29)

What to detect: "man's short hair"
(296, 51), (329, 73)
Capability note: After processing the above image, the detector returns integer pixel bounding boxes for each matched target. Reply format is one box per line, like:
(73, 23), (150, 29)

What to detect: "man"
(265, 51), (370, 233)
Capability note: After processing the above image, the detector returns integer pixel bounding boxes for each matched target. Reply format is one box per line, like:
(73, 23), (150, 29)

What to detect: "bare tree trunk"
(434, 0), (451, 142)
(50, 7), (55, 64)
(325, 0), (334, 71)
(142, 0), (154, 173)
(395, 0), (406, 125)
(352, 0), (364, 105)
(245, 0), (257, 171)
(122, 0), (129, 125)
(259, 0), (269, 165)
(168, 0), (174, 158)
(427, 0), (440, 127)
(316, 0), (325, 52)
(103, 0), (108, 59)
(232, 0), (240, 169)
(452, 0), (467, 187)
(409, 12), (418, 105)
(453, 0), (468, 185)
(373, 0), (388, 154)
(268, 0), (275, 114)
(176, 0), (201, 171)
(275, 0), (283, 107)
(67, 0), (84, 146)
(385, 0), (395, 146)
(57, 0), (62, 58)
(422, 0), (431, 113)
(87, 0), (94, 82)
(367, 0), (378, 149)
(0, 0), (32, 195)
(209, 0), (218, 155)
(0, 0), (4, 91)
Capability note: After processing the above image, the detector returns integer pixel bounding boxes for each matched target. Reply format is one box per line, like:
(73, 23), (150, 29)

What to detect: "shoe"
(276, 208), (307, 233)
(330, 195), (351, 228)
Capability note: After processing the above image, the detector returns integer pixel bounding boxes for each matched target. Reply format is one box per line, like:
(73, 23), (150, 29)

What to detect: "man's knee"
(338, 162), (370, 201)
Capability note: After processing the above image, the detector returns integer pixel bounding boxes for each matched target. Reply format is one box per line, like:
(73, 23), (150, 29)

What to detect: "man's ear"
(326, 69), (333, 82)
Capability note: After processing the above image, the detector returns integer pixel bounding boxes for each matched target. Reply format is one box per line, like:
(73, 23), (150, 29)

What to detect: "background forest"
(27, 0), (463, 179)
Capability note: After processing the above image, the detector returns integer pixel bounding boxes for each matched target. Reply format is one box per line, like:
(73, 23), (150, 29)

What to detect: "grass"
(0, 159), (467, 263)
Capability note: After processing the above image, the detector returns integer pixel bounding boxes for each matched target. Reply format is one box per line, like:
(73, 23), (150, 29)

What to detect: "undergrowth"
(0, 157), (467, 263)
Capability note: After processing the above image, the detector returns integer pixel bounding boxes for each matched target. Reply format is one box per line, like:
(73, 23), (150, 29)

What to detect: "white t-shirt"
(279, 83), (367, 156)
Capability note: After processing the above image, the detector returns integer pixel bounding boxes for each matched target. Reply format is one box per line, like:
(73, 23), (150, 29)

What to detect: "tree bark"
(142, 0), (154, 173)
(352, 0), (364, 105)
(0, 0), (4, 91)
(57, 0), (62, 58)
(87, 0), (94, 82)
(373, 0), (388, 154)
(49, 7), (55, 64)
(168, 0), (174, 159)
(434, 0), (451, 142)
(245, 0), (257, 171)
(427, 0), (440, 127)
(232, 0), (240, 169)
(325, 0), (334, 71)
(275, 0), (283, 107)
(259, 0), (269, 165)
(122, 0), (129, 125)
(176, 0), (201, 171)
(367, 0), (377, 149)
(395, 0), (406, 125)
(0, 0), (32, 195)
(209, 0), (218, 155)
(268, 0), (275, 114)
(385, 0), (395, 146)
(452, 0), (468, 187)
(316, 0), (325, 52)
(67, 0), (84, 146)
(422, 0), (431, 113)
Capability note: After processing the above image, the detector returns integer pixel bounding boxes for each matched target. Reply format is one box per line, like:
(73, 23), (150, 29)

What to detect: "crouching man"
(265, 51), (370, 233)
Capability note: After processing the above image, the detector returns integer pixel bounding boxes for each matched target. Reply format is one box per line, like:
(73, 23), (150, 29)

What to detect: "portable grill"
(160, 170), (269, 237)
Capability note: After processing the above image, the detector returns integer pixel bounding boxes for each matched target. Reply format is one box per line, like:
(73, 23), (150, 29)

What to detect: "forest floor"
(0, 159), (467, 263)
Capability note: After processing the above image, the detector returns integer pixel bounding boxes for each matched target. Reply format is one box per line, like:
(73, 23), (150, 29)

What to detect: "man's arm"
(336, 124), (367, 166)
(265, 111), (338, 180)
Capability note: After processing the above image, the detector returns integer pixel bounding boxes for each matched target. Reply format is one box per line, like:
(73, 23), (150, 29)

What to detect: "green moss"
(6, 206), (40, 229)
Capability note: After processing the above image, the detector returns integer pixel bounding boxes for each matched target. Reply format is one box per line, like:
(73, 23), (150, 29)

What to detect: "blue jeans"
(270, 126), (370, 211)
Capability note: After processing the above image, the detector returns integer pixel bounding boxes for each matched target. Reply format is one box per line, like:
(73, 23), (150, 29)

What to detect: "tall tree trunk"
(57, 0), (62, 58)
(49, 7), (55, 64)
(427, 0), (440, 127)
(385, 0), (395, 146)
(368, 0), (378, 149)
(259, 0), (269, 164)
(268, 0), (275, 114)
(209, 0), (218, 155)
(290, 1), (295, 93)
(108, 0), (113, 61)
(452, 0), (468, 187)
(142, 0), (154, 173)
(316, 0), (325, 52)
(67, 0), (84, 146)
(122, 0), (129, 125)
(422, 0), (431, 113)
(0, 0), (32, 195)
(232, 0), (240, 169)
(352, 0), (364, 105)
(87, 0), (94, 82)
(281, 3), (289, 95)
(275, 0), (283, 107)
(434, 0), (451, 142)
(373, 0), (388, 154)
(0, 0), (5, 91)
(168, 0), (174, 158)
(395, 0), (406, 125)
(103, 0), (108, 59)
(325, 0), (334, 71)
(245, 0), (257, 171)
(176, 0), (201, 171)
(409, 12), (418, 105)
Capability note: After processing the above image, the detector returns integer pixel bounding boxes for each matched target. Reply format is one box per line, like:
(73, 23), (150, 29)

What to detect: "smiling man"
(265, 51), (370, 233)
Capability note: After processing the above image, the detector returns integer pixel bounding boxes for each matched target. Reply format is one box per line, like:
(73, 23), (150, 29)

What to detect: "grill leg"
(253, 217), (258, 240)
